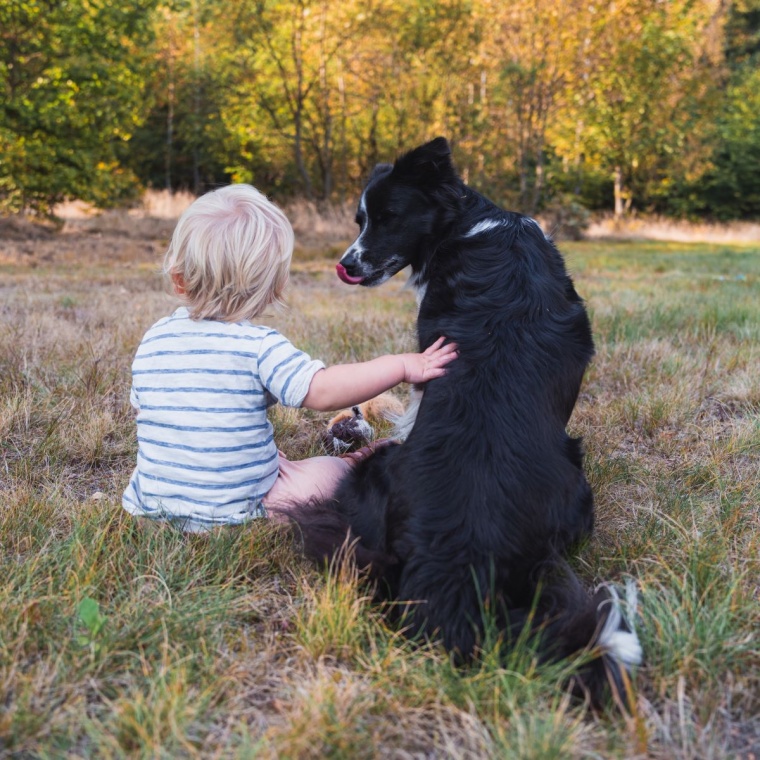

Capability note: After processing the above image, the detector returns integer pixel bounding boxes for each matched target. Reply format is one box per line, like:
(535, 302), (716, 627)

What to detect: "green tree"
(725, 0), (760, 66)
(552, 0), (723, 217)
(220, 0), (365, 200)
(682, 0), (760, 219)
(687, 68), (760, 219)
(469, 0), (599, 213)
(216, 0), (473, 200)
(0, 0), (156, 215)
(125, 1), (235, 194)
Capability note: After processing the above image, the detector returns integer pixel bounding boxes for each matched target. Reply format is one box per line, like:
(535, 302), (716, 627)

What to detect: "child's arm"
(302, 337), (457, 412)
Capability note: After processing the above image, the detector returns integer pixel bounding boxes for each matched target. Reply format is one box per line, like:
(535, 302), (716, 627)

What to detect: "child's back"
(124, 307), (324, 530)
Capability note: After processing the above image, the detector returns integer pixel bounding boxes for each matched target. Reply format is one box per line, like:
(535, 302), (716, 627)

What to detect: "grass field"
(0, 215), (758, 758)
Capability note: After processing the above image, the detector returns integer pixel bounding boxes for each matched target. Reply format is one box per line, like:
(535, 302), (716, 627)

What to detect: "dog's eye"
(374, 210), (396, 224)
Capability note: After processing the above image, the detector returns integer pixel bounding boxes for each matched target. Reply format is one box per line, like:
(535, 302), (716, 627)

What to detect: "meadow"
(0, 209), (758, 758)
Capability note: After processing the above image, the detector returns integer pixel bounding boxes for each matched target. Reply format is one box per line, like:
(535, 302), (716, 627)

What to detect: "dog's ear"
(368, 163), (393, 182)
(420, 136), (452, 160)
(392, 137), (457, 185)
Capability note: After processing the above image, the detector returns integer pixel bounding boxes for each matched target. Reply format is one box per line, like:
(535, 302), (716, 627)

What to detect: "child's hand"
(401, 337), (458, 384)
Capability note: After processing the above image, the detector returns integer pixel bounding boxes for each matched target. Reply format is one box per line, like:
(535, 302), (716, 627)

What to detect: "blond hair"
(163, 184), (294, 322)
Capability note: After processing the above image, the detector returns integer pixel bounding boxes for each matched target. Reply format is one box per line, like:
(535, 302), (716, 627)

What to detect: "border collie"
(293, 137), (641, 706)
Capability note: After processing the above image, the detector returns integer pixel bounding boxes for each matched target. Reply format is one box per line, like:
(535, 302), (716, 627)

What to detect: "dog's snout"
(336, 249), (366, 285)
(340, 249), (359, 268)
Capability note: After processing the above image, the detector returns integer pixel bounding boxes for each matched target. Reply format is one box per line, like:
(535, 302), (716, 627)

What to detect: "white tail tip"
(596, 579), (643, 670)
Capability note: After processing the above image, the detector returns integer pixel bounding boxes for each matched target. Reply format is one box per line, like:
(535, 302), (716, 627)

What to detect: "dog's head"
(336, 137), (462, 287)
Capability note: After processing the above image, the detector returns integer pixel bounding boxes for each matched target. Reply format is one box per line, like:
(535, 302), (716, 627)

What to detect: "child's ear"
(170, 272), (187, 295)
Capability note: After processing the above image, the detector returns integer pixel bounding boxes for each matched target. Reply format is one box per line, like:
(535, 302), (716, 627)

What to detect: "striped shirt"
(122, 307), (324, 530)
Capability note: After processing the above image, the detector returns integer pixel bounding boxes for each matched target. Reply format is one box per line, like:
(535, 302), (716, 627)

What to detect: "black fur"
(292, 137), (637, 707)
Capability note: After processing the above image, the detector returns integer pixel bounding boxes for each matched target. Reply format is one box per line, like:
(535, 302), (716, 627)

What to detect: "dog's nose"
(339, 249), (358, 268)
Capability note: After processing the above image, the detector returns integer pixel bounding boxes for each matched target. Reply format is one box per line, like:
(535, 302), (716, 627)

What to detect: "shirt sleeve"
(130, 384), (140, 411)
(257, 330), (325, 408)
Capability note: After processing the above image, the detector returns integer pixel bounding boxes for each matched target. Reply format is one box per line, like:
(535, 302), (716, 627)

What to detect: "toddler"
(122, 184), (457, 532)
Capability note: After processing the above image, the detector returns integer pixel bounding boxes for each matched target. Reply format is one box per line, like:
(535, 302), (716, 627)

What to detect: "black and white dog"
(294, 137), (641, 706)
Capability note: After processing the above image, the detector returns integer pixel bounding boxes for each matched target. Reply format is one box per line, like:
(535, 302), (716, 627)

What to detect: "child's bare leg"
(263, 443), (394, 522)
(263, 453), (352, 522)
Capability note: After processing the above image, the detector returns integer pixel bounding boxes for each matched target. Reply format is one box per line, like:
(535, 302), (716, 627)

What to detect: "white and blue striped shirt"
(122, 307), (324, 530)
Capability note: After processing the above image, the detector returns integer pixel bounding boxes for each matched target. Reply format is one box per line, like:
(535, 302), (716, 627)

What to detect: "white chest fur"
(392, 387), (423, 441)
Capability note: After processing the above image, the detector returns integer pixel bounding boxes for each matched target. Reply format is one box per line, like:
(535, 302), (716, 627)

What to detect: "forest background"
(1, 0), (760, 222)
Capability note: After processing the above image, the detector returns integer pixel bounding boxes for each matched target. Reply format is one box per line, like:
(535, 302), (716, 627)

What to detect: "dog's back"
(293, 138), (640, 707)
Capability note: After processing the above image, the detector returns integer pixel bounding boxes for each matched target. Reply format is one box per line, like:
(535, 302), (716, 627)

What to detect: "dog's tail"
(526, 564), (642, 708)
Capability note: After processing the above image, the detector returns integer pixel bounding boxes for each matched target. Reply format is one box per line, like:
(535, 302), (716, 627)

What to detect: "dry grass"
(0, 212), (758, 758)
(587, 215), (760, 245)
(284, 198), (357, 252)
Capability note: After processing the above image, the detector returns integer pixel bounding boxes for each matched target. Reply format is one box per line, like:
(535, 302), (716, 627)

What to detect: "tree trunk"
(320, 114), (333, 202)
(614, 165), (624, 218)
(337, 71), (347, 203)
(165, 32), (174, 192)
(294, 104), (313, 200)
(531, 148), (545, 215)
(519, 153), (529, 210)
(192, 0), (201, 195)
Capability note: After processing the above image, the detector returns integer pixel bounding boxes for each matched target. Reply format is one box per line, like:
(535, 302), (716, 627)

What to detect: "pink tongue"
(336, 263), (364, 285)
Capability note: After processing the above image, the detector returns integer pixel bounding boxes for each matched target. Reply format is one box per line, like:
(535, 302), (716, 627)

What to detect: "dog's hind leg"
(395, 555), (515, 658)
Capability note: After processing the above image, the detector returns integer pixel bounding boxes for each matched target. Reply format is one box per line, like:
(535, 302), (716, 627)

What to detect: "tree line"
(1, 0), (758, 220)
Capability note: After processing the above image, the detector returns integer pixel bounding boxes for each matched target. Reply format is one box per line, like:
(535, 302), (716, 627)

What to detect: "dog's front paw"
(323, 406), (374, 453)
